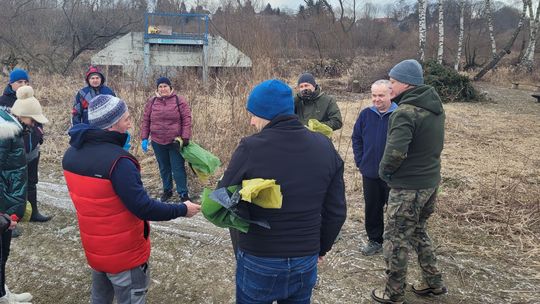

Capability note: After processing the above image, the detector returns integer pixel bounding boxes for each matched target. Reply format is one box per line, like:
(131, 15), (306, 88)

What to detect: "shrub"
(423, 60), (479, 102)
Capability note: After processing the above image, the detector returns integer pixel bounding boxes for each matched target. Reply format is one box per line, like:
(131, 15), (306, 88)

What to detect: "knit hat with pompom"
(11, 86), (49, 124)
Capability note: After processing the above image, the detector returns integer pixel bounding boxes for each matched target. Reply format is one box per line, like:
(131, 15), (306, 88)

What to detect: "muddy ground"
(7, 82), (540, 304)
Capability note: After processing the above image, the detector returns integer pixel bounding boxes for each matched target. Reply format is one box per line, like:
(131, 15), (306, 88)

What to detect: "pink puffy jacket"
(140, 92), (192, 145)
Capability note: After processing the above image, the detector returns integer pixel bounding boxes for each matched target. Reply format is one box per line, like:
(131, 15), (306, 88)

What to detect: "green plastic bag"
(177, 138), (221, 183)
(201, 187), (250, 233)
(307, 119), (333, 138)
(21, 201), (32, 222)
(239, 179), (282, 209)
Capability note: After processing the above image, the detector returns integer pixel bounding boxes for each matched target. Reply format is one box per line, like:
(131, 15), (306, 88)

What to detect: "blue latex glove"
(142, 139), (148, 153)
(123, 132), (131, 151)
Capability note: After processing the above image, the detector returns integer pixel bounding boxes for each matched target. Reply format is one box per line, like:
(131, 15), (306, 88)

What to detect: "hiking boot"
(5, 285), (33, 302)
(160, 190), (173, 202)
(11, 226), (22, 238)
(180, 195), (190, 202)
(411, 282), (448, 296)
(370, 288), (404, 304)
(30, 213), (52, 222)
(361, 240), (382, 256)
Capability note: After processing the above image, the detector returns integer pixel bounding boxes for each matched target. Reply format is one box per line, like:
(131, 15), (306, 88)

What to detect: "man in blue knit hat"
(371, 59), (447, 304)
(219, 79), (346, 304)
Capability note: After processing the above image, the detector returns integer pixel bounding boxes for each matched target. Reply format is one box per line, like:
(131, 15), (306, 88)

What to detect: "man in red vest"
(62, 94), (200, 303)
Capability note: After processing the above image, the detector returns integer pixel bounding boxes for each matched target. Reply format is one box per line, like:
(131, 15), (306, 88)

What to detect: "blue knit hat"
(389, 59), (424, 86)
(9, 69), (30, 83)
(297, 73), (316, 87)
(247, 79), (294, 120)
(88, 95), (127, 129)
(156, 77), (172, 88)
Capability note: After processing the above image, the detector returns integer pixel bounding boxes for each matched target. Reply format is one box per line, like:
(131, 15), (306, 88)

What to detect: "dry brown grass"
(4, 60), (539, 302)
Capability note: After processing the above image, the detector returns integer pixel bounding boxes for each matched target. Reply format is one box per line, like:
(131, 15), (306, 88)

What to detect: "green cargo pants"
(383, 187), (444, 301)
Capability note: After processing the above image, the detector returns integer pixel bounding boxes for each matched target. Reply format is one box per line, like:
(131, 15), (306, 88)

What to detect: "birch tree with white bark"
(418, 0), (428, 61)
(520, 0), (540, 71)
(437, 0), (445, 64)
(455, 0), (466, 70)
(485, 0), (497, 58)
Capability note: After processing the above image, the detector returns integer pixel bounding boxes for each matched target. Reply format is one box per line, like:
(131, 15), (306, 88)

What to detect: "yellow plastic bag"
(21, 201), (32, 222)
(307, 119), (333, 138)
(239, 179), (282, 209)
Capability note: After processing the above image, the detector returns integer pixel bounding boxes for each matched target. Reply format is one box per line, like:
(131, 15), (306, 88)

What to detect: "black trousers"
(0, 229), (12, 297)
(362, 176), (390, 244)
(27, 153), (40, 206)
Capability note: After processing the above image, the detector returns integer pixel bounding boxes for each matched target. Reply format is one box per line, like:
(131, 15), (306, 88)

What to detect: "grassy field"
(4, 71), (539, 303)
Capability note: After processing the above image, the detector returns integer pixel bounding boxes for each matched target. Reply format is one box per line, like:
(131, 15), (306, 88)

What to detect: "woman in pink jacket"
(141, 77), (192, 202)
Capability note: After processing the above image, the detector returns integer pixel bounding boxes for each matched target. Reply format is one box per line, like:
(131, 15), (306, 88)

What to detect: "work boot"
(370, 289), (404, 304)
(361, 240), (383, 256)
(28, 192), (52, 222)
(11, 226), (22, 238)
(160, 190), (173, 202)
(411, 282), (448, 296)
(5, 285), (33, 302)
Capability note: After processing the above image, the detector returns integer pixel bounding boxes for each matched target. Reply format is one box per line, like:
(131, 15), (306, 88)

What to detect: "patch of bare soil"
(7, 83), (539, 303)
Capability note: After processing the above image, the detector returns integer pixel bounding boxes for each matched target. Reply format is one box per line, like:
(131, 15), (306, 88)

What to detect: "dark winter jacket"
(379, 85), (445, 189)
(0, 85), (43, 161)
(141, 92), (192, 145)
(294, 86), (343, 130)
(63, 124), (187, 273)
(352, 103), (397, 179)
(72, 85), (116, 125)
(218, 115), (346, 258)
(0, 109), (27, 222)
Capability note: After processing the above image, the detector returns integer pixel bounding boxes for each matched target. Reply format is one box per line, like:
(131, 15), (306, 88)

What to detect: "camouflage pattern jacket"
(379, 85), (445, 189)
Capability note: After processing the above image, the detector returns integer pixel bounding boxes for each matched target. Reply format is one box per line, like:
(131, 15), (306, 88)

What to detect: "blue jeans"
(151, 141), (188, 197)
(236, 250), (318, 304)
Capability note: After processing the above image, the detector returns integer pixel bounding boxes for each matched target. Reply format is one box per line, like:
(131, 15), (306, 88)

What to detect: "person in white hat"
(0, 85), (45, 304)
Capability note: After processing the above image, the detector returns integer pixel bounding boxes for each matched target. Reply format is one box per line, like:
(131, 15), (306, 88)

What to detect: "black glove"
(0, 214), (11, 233)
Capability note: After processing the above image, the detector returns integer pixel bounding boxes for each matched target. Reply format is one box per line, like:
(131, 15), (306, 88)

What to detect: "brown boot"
(370, 288), (404, 304)
(411, 282), (448, 296)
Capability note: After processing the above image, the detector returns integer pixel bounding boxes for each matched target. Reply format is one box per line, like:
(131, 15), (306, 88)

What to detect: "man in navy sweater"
(63, 94), (200, 303)
(218, 79), (346, 304)
(352, 80), (397, 256)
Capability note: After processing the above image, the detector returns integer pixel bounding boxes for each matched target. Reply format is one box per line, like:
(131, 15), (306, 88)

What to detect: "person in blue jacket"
(218, 79), (346, 304)
(351, 79), (397, 256)
(71, 66), (116, 125)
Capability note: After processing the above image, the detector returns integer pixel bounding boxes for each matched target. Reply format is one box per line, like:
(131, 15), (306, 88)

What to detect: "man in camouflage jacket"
(371, 59), (447, 304)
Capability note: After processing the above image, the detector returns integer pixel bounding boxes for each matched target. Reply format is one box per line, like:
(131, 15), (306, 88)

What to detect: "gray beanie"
(297, 73), (317, 87)
(88, 95), (127, 129)
(389, 59), (424, 86)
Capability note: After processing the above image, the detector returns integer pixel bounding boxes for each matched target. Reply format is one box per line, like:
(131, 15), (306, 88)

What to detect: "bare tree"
(474, 0), (528, 80)
(437, 0), (445, 64)
(520, 0), (540, 71)
(455, 0), (466, 70)
(418, 0), (428, 62)
(485, 0), (497, 58)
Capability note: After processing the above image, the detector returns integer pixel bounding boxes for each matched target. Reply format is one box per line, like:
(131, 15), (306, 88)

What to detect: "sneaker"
(411, 282), (448, 296)
(5, 285), (32, 302)
(0, 295), (32, 304)
(361, 240), (382, 256)
(370, 288), (404, 304)
(160, 190), (173, 202)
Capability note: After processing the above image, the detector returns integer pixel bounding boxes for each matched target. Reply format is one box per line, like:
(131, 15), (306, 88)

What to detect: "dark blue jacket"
(64, 124), (186, 220)
(0, 85), (44, 158)
(218, 115), (346, 258)
(72, 85), (116, 125)
(351, 103), (397, 179)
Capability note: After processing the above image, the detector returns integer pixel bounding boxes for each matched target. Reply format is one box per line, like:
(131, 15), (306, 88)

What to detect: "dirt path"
(7, 83), (540, 303)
